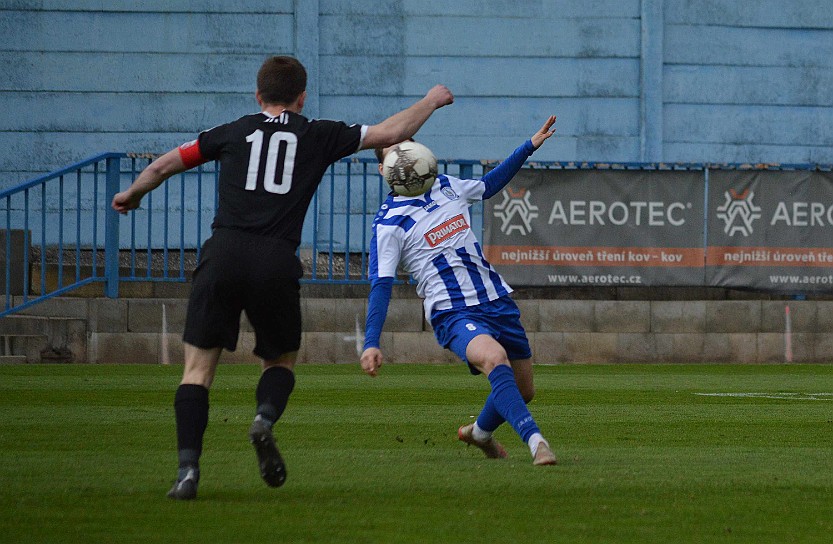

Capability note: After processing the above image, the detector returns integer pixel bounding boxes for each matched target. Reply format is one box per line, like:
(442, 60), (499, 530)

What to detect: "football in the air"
(382, 141), (438, 197)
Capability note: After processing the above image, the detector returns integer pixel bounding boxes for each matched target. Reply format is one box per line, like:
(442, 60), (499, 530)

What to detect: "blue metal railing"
(4, 153), (829, 318)
(0, 153), (486, 317)
(1, 153), (124, 316)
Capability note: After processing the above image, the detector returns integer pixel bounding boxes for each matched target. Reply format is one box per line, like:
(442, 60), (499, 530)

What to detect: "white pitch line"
(695, 392), (833, 401)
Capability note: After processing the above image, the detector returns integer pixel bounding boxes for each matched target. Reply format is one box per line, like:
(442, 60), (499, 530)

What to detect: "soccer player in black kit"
(112, 56), (453, 500)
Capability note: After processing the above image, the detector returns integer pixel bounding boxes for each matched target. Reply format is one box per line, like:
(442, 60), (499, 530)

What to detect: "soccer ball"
(382, 141), (438, 197)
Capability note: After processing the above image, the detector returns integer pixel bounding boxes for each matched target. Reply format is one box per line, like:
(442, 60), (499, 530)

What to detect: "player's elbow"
(362, 125), (408, 150)
(145, 160), (171, 179)
(145, 150), (188, 181)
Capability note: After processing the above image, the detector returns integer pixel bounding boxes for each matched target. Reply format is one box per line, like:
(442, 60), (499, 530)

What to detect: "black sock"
(174, 384), (209, 469)
(255, 366), (296, 426)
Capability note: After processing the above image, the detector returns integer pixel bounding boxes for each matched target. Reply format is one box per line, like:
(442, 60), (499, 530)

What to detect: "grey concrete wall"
(12, 296), (833, 364)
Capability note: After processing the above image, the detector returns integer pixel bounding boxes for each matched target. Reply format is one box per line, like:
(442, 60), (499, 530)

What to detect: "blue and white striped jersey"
(362, 139), (537, 351)
(369, 174), (512, 320)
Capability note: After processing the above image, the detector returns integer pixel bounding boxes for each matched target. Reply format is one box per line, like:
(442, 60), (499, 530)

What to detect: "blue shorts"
(430, 296), (532, 375)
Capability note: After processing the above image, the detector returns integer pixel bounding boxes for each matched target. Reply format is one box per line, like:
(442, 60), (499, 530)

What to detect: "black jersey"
(180, 111), (365, 246)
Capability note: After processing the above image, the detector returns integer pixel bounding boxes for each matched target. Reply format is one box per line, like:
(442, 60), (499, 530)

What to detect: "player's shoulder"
(372, 194), (416, 231)
(441, 173), (479, 185)
(306, 116), (362, 133)
(438, 173), (485, 198)
(436, 174), (475, 195)
(307, 115), (351, 124)
(373, 194), (398, 221)
(201, 112), (265, 134)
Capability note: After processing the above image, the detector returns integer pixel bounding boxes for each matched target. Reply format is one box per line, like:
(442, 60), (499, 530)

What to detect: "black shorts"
(183, 228), (303, 360)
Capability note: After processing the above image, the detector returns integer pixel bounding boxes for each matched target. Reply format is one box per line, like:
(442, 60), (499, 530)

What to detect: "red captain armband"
(178, 139), (206, 169)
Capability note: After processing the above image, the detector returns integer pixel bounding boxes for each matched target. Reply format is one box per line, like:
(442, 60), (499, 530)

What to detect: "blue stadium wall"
(1, 0), (833, 189)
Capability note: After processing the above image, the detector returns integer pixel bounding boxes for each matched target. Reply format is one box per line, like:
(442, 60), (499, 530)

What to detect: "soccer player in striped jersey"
(360, 116), (558, 465)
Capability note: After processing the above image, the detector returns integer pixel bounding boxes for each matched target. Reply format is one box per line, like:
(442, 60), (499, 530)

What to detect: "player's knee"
(477, 355), (511, 379)
(181, 370), (214, 389)
(262, 352), (297, 372)
(480, 350), (509, 372)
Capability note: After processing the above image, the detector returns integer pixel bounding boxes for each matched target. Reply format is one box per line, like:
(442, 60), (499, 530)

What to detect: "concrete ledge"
(7, 296), (833, 364)
(617, 333), (659, 363)
(390, 331), (456, 364)
(303, 299), (366, 333)
(0, 314), (86, 362)
(530, 332), (566, 363)
(705, 301), (761, 333)
(651, 301), (706, 333)
(562, 332), (618, 363)
(657, 334), (703, 363)
(0, 334), (48, 363)
(702, 333), (758, 363)
(594, 301), (650, 333)
(128, 299), (188, 333)
(14, 297), (90, 319)
(92, 332), (161, 364)
(761, 301), (817, 333)
(300, 331), (362, 363)
(814, 302), (833, 331)
(539, 300), (593, 332)
(813, 334), (833, 362)
(0, 355), (28, 364)
(515, 299), (540, 332)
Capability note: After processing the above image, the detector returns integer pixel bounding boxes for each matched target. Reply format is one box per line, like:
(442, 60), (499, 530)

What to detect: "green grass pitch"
(1, 363), (832, 543)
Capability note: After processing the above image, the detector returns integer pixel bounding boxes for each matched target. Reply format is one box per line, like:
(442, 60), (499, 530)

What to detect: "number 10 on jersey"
(245, 130), (297, 194)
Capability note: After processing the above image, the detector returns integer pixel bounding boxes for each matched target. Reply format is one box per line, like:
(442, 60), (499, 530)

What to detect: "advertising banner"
(706, 170), (833, 291)
(483, 169), (706, 286)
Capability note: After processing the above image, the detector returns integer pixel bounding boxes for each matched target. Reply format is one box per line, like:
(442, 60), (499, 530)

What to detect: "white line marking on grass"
(695, 392), (833, 401)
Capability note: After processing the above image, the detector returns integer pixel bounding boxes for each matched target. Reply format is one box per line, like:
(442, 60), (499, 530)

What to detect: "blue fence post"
(104, 156), (120, 298)
(459, 163), (474, 180)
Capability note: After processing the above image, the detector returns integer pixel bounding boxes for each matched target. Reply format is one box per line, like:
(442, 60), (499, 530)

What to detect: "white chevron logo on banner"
(716, 189), (762, 237)
(493, 188), (539, 235)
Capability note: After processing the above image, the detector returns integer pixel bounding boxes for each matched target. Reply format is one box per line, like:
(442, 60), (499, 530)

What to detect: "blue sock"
(487, 365), (540, 442)
(475, 393), (505, 433)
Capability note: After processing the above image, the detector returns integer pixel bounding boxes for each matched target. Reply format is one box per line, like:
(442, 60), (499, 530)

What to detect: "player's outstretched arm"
(361, 276), (394, 377)
(531, 115), (556, 149)
(111, 148), (189, 214)
(361, 85), (454, 150)
(480, 115), (557, 199)
(360, 347), (384, 377)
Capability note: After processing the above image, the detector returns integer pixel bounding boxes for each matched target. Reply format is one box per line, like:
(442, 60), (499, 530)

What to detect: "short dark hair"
(374, 138), (415, 163)
(257, 56), (307, 105)
(373, 147), (386, 163)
